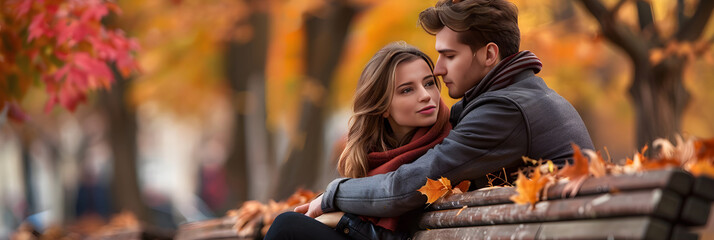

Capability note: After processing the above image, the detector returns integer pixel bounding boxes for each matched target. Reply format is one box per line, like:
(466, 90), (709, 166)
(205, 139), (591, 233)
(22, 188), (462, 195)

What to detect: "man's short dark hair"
(418, 0), (520, 59)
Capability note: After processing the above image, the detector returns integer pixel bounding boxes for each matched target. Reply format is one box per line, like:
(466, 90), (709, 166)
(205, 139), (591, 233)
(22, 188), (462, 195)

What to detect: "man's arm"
(321, 98), (529, 217)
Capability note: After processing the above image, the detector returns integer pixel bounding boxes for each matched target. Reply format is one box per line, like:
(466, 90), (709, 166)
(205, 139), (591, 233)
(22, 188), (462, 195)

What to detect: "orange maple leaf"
(641, 157), (681, 170)
(418, 177), (452, 204)
(558, 143), (590, 180)
(509, 169), (550, 209)
(695, 138), (714, 160)
(584, 149), (607, 178)
(452, 180), (471, 194)
(556, 144), (592, 197)
(689, 161), (714, 178)
(284, 188), (317, 207)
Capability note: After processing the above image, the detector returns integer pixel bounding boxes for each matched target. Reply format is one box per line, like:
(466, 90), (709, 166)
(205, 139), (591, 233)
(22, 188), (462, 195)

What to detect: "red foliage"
(1, 0), (139, 116)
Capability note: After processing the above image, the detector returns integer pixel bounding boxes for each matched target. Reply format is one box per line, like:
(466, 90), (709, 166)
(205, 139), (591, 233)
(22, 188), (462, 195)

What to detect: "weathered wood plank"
(679, 196), (712, 226)
(177, 228), (254, 240)
(86, 228), (142, 240)
(420, 189), (681, 229)
(431, 169), (692, 210)
(86, 226), (175, 240)
(692, 175), (714, 201)
(175, 216), (259, 240)
(670, 225), (699, 240)
(413, 217), (670, 240)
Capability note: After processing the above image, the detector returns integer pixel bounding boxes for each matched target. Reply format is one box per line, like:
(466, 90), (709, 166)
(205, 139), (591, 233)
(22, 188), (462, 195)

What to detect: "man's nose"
(434, 58), (446, 76)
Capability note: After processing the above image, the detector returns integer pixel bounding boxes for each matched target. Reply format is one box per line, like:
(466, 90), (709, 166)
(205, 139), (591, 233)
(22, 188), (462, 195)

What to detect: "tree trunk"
(577, 0), (711, 150)
(102, 67), (148, 222)
(630, 59), (689, 149)
(274, 1), (357, 199)
(20, 140), (35, 217)
(224, 0), (270, 207)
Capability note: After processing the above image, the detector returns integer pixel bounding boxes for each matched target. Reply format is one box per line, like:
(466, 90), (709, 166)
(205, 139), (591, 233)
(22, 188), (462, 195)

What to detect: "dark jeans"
(264, 212), (349, 240)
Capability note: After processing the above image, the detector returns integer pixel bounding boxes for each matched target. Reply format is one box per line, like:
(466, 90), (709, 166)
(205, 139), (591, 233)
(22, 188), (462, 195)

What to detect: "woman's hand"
(294, 194), (324, 218)
(315, 212), (345, 228)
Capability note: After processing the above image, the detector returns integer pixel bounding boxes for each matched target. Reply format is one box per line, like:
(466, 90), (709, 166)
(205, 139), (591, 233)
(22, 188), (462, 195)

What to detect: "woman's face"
(385, 59), (441, 139)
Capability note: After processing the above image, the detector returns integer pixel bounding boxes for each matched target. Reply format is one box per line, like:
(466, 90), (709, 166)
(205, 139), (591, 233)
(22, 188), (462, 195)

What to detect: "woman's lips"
(418, 106), (436, 114)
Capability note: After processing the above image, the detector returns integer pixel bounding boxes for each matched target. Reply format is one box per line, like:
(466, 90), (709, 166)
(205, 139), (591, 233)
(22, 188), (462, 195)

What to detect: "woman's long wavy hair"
(338, 42), (440, 178)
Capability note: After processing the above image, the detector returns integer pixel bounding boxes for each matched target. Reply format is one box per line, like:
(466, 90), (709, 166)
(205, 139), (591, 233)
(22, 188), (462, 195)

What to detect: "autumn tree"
(577, 0), (714, 148)
(273, 0), (358, 199)
(1, 0), (141, 221)
(119, 0), (268, 212)
(224, 0), (271, 205)
(0, 0), (138, 118)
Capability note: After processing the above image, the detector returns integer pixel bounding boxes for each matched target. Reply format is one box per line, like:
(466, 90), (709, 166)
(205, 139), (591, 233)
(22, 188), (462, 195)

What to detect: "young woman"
(264, 42), (452, 240)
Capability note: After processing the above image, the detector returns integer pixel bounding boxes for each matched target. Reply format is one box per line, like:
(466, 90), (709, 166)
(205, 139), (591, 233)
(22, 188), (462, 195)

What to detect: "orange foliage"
(584, 149), (608, 177)
(417, 177), (470, 204)
(695, 138), (714, 160)
(86, 211), (140, 238)
(452, 180), (471, 194)
(121, 0), (247, 117)
(417, 177), (452, 204)
(557, 143), (590, 180)
(226, 189), (317, 236)
(507, 136), (714, 208)
(510, 168), (553, 209)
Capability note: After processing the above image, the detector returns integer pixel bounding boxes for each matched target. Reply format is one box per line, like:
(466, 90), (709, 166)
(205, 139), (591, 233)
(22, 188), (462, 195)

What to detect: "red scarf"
(360, 99), (452, 231)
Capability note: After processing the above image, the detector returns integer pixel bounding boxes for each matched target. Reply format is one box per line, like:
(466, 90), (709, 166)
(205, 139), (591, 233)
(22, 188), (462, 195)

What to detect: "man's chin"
(448, 91), (464, 99)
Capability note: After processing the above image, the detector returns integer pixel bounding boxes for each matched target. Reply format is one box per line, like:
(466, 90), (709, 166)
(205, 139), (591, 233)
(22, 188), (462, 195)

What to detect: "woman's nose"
(418, 87), (431, 102)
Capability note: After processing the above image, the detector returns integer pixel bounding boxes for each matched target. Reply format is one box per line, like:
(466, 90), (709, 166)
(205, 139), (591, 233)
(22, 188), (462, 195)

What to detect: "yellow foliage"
(120, 0), (247, 118)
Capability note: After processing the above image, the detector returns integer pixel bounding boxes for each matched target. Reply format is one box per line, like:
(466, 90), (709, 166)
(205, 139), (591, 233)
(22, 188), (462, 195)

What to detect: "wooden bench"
(174, 212), (284, 240)
(84, 224), (175, 240)
(173, 169), (712, 240)
(174, 215), (258, 240)
(413, 168), (713, 240)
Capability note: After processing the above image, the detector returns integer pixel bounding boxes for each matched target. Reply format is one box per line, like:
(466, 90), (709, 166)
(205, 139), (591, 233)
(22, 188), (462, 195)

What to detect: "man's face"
(434, 28), (490, 99)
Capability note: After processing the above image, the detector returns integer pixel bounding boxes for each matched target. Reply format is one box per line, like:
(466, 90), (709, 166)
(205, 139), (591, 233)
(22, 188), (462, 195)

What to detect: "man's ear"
(484, 42), (499, 67)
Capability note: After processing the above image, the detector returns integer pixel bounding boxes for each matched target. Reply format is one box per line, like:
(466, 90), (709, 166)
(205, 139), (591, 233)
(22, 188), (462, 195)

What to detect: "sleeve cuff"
(321, 177), (350, 213)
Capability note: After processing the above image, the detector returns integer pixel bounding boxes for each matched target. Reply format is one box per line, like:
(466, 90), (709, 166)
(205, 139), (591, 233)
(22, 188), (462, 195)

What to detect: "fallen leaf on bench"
(455, 205), (468, 216)
(418, 177), (452, 204)
(510, 168), (552, 209)
(557, 143), (590, 180)
(418, 177), (472, 204)
(690, 161), (714, 178)
(557, 144), (591, 197)
(452, 180), (470, 194)
(695, 137), (714, 159)
(584, 149), (607, 177)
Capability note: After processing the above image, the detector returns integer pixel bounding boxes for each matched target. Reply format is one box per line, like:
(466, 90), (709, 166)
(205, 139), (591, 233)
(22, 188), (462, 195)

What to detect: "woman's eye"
(425, 80), (435, 87)
(400, 87), (413, 94)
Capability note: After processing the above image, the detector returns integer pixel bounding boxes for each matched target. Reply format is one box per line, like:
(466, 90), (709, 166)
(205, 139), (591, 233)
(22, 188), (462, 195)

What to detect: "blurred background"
(1, 0), (714, 237)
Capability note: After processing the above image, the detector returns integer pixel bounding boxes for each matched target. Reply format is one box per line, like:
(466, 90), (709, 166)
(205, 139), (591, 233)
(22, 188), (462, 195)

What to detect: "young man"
(299, 0), (593, 234)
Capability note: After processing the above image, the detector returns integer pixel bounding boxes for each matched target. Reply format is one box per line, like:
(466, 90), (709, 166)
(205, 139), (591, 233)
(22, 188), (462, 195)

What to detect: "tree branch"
(612, 0), (627, 16)
(676, 0), (714, 41)
(677, 0), (687, 31)
(578, 0), (650, 62)
(636, 0), (659, 43)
